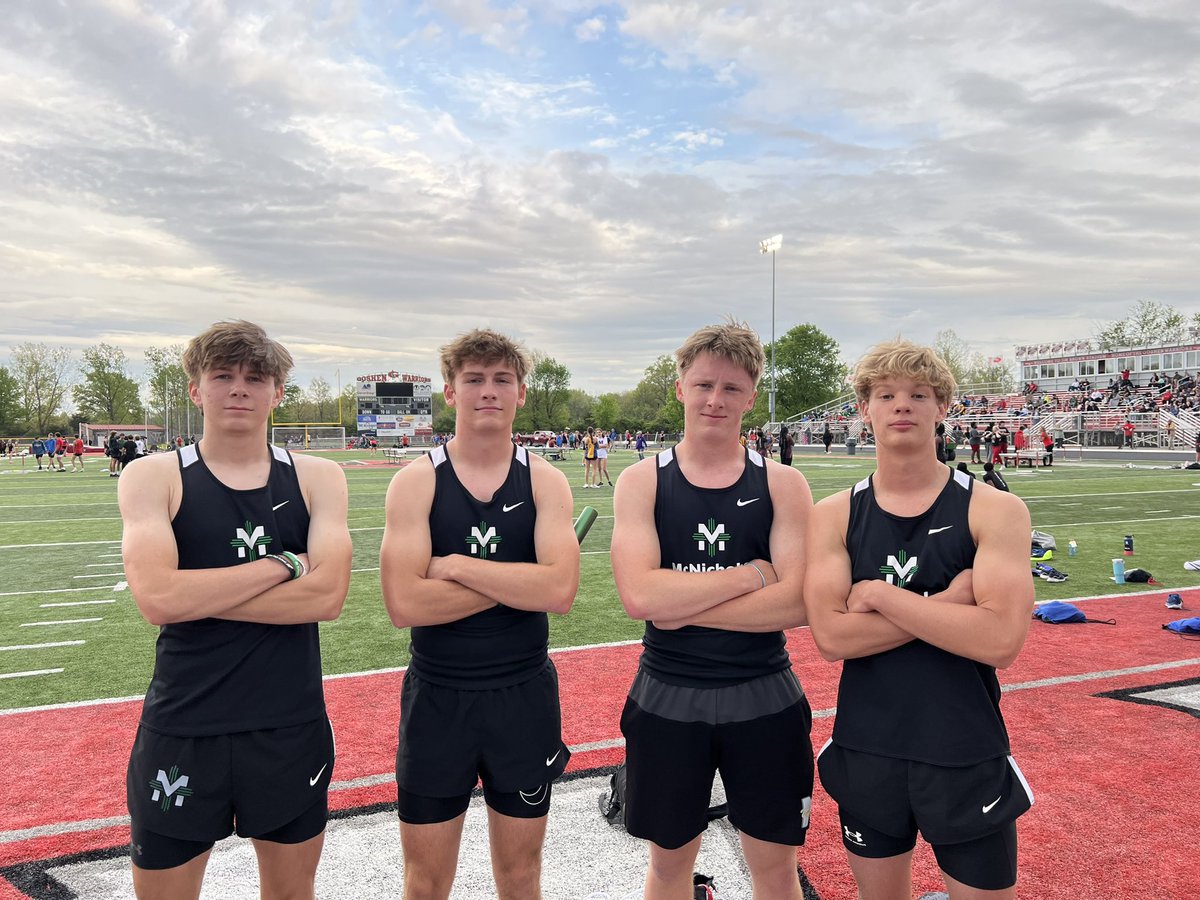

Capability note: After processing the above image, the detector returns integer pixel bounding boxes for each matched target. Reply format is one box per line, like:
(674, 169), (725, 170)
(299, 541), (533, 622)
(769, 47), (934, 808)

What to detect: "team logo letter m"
(467, 522), (501, 559)
(694, 519), (731, 558)
(149, 765), (194, 812)
(231, 521), (272, 559)
(880, 550), (919, 589)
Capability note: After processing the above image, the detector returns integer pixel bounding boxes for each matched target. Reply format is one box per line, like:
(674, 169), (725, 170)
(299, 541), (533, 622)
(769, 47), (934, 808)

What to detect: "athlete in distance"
(118, 320), (352, 900)
(806, 339), (1035, 900)
(611, 320), (815, 900)
(380, 328), (580, 900)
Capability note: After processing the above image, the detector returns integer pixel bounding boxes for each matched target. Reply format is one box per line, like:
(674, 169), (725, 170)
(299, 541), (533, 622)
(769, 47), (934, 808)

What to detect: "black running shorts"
(619, 667), (814, 850)
(395, 661), (569, 822)
(126, 717), (335, 869)
(818, 741), (1033, 888)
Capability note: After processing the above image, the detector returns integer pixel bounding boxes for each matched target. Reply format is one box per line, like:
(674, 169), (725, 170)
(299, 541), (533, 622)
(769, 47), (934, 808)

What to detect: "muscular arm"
(218, 457), (352, 625)
(611, 459), (769, 622)
(655, 462), (813, 632)
(379, 460), (497, 628)
(852, 485), (1033, 668)
(119, 455), (347, 626)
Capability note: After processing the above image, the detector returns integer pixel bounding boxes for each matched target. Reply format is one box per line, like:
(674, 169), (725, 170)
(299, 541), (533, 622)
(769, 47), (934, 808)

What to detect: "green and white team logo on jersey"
(693, 518), (731, 558)
(149, 765), (193, 812)
(231, 520), (273, 560)
(467, 521), (501, 559)
(880, 550), (919, 588)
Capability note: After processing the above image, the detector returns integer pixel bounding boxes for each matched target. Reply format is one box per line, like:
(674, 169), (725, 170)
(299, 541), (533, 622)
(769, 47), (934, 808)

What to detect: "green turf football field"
(2, 448), (1198, 711)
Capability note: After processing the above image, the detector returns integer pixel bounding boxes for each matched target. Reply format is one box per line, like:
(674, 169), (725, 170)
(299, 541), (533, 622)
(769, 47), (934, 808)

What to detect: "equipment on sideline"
(1162, 616), (1200, 637)
(1033, 601), (1115, 625)
(574, 506), (598, 544)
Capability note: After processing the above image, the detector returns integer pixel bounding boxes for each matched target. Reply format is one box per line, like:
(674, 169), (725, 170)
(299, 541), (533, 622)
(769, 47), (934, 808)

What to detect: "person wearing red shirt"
(71, 437), (85, 472)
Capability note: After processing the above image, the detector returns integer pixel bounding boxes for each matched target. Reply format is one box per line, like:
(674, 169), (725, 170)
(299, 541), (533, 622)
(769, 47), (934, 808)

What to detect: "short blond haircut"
(182, 320), (293, 387)
(439, 329), (532, 385)
(853, 338), (957, 406)
(676, 319), (764, 384)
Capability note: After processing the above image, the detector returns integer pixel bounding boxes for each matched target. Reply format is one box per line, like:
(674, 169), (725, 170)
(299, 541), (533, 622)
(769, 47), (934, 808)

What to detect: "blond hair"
(439, 329), (532, 385)
(852, 338), (956, 406)
(181, 320), (293, 386)
(675, 319), (764, 384)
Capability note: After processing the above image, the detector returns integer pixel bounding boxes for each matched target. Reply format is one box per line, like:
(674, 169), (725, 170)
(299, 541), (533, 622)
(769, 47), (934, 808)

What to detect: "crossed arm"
(380, 457), (580, 628)
(804, 485), (1034, 668)
(611, 459), (813, 632)
(120, 454), (352, 626)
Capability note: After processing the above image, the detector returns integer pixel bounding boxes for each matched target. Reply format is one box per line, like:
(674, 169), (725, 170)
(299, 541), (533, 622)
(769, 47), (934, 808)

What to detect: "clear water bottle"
(1112, 558), (1126, 584)
(1068, 540), (1077, 557)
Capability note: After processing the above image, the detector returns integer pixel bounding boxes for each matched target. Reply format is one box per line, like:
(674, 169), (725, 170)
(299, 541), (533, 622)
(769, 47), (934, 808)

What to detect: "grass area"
(2, 448), (1199, 710)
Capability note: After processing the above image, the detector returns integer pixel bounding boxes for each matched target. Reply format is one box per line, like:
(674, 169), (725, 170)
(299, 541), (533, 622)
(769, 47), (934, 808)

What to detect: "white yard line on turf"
(0, 640), (85, 651)
(0, 586), (121, 597)
(20, 618), (102, 627)
(41, 600), (116, 607)
(0, 540), (120, 550)
(85, 563), (125, 568)
(0, 668), (63, 681)
(72, 573), (124, 579)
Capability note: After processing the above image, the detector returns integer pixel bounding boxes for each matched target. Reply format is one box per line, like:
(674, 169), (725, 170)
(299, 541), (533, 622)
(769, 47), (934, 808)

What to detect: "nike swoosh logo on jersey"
(546, 749), (561, 767)
(273, 501), (290, 511)
(736, 498), (760, 507)
(927, 525), (954, 535)
(982, 795), (1002, 813)
(502, 502), (524, 512)
(309, 763), (328, 787)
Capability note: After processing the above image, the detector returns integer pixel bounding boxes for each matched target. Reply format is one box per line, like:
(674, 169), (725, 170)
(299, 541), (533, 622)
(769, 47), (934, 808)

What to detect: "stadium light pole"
(758, 234), (783, 423)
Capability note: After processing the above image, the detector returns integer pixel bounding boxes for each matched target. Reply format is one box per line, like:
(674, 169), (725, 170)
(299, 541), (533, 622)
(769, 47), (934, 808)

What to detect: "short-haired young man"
(611, 320), (815, 900)
(118, 320), (351, 900)
(380, 328), (580, 900)
(806, 339), (1035, 900)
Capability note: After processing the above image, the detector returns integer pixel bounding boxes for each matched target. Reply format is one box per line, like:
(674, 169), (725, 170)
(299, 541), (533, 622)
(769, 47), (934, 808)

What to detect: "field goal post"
(270, 423), (346, 450)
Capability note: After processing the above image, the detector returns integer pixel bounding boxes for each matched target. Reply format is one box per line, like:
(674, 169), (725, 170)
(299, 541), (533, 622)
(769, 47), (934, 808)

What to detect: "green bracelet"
(280, 550), (306, 579)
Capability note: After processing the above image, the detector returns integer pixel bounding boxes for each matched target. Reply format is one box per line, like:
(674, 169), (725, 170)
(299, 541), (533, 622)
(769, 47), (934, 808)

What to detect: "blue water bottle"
(1112, 558), (1125, 584)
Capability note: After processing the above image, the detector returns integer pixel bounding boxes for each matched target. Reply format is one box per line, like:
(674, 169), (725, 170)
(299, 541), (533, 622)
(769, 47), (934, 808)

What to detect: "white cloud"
(575, 15), (606, 42)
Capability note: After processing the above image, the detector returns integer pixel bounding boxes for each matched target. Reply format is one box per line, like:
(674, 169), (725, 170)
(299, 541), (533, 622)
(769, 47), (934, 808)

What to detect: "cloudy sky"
(3, 0), (1199, 395)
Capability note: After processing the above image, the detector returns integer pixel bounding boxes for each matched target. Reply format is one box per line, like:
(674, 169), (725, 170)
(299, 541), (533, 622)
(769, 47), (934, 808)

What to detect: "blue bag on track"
(1162, 616), (1200, 637)
(1033, 601), (1115, 625)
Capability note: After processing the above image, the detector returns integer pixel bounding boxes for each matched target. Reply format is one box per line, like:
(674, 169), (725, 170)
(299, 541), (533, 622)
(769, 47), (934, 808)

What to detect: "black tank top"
(140, 444), (325, 736)
(640, 447), (790, 688)
(410, 444), (548, 689)
(835, 469), (1010, 765)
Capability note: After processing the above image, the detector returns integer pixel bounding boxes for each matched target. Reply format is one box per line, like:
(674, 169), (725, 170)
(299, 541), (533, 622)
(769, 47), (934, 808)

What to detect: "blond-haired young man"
(611, 320), (815, 900)
(118, 320), (351, 899)
(380, 328), (580, 900)
(806, 339), (1035, 900)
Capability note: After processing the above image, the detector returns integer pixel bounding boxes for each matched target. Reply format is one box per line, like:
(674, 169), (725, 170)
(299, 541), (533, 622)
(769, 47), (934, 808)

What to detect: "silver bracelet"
(748, 562), (767, 589)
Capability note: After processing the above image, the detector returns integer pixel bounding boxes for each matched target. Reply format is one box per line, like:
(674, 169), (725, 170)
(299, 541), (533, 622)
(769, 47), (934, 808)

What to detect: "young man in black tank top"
(380, 329), (580, 900)
(806, 339), (1035, 899)
(118, 321), (352, 899)
(611, 321), (815, 900)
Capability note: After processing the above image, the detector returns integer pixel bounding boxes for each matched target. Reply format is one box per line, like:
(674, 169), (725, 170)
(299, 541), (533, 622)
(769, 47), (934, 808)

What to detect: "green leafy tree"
(565, 389), (596, 430)
(524, 355), (571, 429)
(339, 384), (359, 430)
(431, 391), (456, 434)
(592, 393), (621, 431)
(623, 355), (682, 433)
(307, 377), (336, 422)
(933, 329), (972, 386)
(145, 346), (189, 439)
(0, 366), (23, 433)
(10, 342), (73, 434)
(73, 343), (144, 425)
(935, 329), (1014, 393)
(1096, 299), (1191, 350)
(752, 324), (848, 424)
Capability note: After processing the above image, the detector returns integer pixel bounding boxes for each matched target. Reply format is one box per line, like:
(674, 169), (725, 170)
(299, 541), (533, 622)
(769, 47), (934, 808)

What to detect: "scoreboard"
(356, 371), (433, 438)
